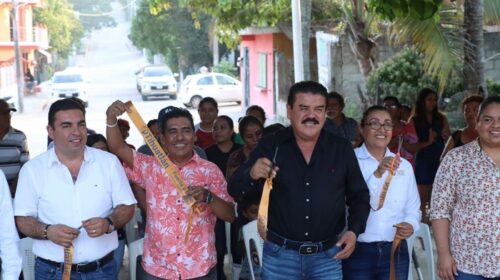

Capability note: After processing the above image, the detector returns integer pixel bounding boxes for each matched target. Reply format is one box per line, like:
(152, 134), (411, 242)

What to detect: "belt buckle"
(299, 243), (319, 255)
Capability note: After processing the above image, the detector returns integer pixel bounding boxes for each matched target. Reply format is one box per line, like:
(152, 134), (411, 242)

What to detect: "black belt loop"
(267, 230), (336, 255)
(37, 251), (114, 273)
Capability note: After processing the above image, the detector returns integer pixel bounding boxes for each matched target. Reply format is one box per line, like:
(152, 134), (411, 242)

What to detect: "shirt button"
(306, 199), (310, 202)
(305, 182), (310, 186)
(176, 217), (180, 220)
(305, 216), (309, 219)
(305, 232), (309, 236)
(177, 200), (181, 203)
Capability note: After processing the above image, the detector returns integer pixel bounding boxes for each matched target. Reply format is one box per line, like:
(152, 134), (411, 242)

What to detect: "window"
(197, 76), (213, 85)
(258, 53), (267, 88)
(216, 75), (236, 85)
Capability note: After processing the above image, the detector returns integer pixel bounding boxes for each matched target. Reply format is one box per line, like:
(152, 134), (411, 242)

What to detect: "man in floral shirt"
(431, 96), (500, 280)
(106, 102), (235, 279)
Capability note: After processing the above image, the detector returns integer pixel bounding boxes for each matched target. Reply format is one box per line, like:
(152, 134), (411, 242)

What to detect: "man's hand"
(82, 218), (109, 238)
(250, 158), (278, 180)
(106, 100), (128, 124)
(394, 222), (413, 239)
(186, 185), (209, 203)
(334, 230), (356, 260)
(437, 252), (458, 280)
(46, 224), (80, 248)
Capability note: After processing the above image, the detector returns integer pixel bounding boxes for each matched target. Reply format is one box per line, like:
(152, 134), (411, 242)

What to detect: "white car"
(136, 65), (177, 101)
(49, 70), (89, 107)
(178, 73), (242, 108)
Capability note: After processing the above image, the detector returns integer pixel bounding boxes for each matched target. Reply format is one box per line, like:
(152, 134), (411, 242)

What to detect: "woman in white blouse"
(343, 105), (421, 280)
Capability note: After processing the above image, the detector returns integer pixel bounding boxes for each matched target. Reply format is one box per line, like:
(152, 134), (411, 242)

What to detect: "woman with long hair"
(412, 88), (450, 221)
(205, 115), (242, 280)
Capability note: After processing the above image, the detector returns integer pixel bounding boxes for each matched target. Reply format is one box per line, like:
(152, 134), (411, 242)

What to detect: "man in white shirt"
(0, 169), (22, 280)
(14, 98), (137, 279)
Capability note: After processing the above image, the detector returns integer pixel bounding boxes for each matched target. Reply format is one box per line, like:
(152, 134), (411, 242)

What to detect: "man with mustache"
(229, 81), (370, 279)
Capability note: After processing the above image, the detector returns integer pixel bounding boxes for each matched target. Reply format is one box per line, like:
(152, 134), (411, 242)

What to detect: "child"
(236, 189), (262, 280)
(195, 97), (218, 149)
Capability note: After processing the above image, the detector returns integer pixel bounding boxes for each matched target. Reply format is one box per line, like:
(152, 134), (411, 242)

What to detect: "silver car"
(136, 65), (177, 101)
(178, 73), (242, 108)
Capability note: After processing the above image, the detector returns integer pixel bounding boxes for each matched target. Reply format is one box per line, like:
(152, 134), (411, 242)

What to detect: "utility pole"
(11, 0), (24, 113)
(291, 0), (304, 83)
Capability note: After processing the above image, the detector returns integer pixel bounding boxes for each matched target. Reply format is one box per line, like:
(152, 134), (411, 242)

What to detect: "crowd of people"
(0, 80), (498, 280)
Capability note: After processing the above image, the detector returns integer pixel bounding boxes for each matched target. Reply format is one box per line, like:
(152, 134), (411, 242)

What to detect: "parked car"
(178, 73), (242, 108)
(49, 70), (89, 107)
(136, 65), (177, 101)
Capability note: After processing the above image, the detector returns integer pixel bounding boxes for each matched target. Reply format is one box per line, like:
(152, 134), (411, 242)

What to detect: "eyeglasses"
(363, 122), (395, 131)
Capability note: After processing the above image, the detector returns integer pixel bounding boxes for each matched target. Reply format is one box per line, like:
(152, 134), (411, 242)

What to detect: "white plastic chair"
(407, 223), (436, 280)
(19, 237), (35, 280)
(128, 237), (144, 280)
(125, 207), (142, 245)
(241, 220), (264, 280)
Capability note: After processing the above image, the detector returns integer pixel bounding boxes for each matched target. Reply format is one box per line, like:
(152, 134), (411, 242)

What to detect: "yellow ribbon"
(62, 245), (73, 280)
(257, 176), (273, 240)
(124, 101), (199, 242)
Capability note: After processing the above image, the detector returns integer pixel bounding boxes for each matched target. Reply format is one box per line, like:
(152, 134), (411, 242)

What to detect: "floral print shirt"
(430, 140), (500, 278)
(127, 151), (234, 279)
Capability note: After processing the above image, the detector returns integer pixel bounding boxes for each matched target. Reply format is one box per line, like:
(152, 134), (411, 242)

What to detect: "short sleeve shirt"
(126, 151), (234, 279)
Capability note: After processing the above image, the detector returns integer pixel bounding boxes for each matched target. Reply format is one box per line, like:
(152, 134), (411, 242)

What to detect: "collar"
(47, 146), (92, 167)
(170, 149), (203, 168)
(357, 143), (394, 160)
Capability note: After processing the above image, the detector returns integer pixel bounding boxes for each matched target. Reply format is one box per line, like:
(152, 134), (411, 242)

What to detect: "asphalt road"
(11, 2), (243, 158)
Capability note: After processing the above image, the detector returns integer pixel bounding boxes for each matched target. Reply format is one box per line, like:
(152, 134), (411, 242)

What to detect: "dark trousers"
(342, 240), (409, 280)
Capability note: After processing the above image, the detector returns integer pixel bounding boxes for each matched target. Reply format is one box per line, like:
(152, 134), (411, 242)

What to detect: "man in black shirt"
(228, 81), (370, 279)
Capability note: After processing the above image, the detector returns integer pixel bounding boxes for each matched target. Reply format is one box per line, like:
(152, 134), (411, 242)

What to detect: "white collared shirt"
(355, 144), (421, 242)
(0, 170), (22, 280)
(14, 147), (137, 263)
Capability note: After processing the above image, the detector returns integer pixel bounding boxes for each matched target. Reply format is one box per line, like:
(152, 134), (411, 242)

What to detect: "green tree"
(129, 0), (212, 74)
(34, 0), (84, 58)
(68, 0), (116, 32)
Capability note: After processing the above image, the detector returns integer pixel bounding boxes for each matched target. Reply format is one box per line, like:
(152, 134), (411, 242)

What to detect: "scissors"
(268, 147), (279, 179)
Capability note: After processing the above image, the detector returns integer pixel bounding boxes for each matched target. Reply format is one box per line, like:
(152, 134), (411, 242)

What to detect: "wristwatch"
(105, 217), (115, 234)
(204, 190), (214, 204)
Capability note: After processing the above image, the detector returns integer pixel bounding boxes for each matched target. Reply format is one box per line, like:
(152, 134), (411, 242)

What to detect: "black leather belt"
(37, 251), (114, 273)
(267, 230), (336, 255)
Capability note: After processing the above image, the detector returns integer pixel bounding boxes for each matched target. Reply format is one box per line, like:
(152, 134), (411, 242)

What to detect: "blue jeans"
(261, 240), (342, 280)
(113, 238), (126, 278)
(35, 256), (117, 280)
(342, 240), (409, 280)
(457, 271), (500, 280)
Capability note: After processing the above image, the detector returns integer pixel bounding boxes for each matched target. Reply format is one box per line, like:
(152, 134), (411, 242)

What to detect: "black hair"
(461, 95), (484, 111)
(263, 123), (285, 136)
(327, 91), (345, 109)
(215, 115), (234, 130)
(198, 97), (218, 109)
(147, 119), (158, 128)
(240, 188), (262, 213)
(383, 96), (401, 107)
(246, 105), (266, 123)
(413, 88), (445, 130)
(158, 106), (195, 134)
(287, 81), (328, 107)
(48, 97), (86, 127)
(86, 133), (107, 148)
(238, 116), (263, 138)
(477, 95), (500, 121)
(360, 105), (390, 126)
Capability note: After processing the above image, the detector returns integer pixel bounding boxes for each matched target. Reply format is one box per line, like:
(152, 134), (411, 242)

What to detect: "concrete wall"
(484, 31), (500, 82)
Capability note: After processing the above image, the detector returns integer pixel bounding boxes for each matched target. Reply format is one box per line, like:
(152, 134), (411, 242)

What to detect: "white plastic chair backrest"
(128, 237), (144, 280)
(407, 223), (436, 280)
(19, 237), (35, 280)
(241, 220), (264, 280)
(125, 207), (142, 245)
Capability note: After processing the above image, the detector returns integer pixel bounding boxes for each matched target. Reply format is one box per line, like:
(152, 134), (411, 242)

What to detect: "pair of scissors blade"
(268, 147), (279, 178)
